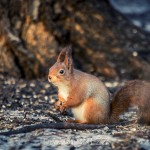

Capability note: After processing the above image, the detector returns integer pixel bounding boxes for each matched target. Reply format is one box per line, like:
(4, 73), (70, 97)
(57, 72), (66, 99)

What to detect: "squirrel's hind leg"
(84, 98), (107, 124)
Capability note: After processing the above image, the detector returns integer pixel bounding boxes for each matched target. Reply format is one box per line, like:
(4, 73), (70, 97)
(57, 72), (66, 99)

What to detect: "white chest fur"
(58, 84), (86, 122)
(58, 85), (69, 101)
(72, 103), (86, 122)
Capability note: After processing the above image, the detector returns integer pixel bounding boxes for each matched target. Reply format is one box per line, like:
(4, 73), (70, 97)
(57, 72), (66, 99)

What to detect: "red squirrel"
(48, 46), (150, 125)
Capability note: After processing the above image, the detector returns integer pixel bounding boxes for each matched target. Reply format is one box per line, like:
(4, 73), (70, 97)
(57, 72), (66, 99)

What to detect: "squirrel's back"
(73, 69), (110, 103)
(110, 80), (150, 124)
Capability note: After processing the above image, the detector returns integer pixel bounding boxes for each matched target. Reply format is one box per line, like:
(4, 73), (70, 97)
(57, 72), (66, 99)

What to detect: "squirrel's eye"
(59, 69), (65, 75)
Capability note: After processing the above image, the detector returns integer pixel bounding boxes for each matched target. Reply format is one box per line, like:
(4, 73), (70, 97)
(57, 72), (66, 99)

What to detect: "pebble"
(22, 95), (27, 98)
(19, 83), (26, 89)
(2, 105), (6, 108)
(16, 89), (20, 93)
(132, 51), (138, 57)
(131, 128), (136, 131)
(44, 96), (48, 101)
(26, 95), (31, 98)
(103, 126), (109, 131)
(105, 81), (119, 88)
(30, 83), (35, 87)
(40, 90), (46, 94)
(33, 95), (37, 98)
(45, 84), (51, 89)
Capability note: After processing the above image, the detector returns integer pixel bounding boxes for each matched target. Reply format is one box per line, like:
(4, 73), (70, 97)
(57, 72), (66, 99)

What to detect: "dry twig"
(0, 120), (134, 136)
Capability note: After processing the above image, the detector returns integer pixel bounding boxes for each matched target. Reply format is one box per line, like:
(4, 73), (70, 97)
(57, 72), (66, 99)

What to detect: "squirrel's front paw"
(59, 104), (67, 113)
(55, 101), (66, 113)
(55, 101), (62, 110)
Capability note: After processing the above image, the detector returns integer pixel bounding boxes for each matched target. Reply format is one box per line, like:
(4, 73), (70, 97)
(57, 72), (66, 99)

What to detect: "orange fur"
(84, 98), (108, 124)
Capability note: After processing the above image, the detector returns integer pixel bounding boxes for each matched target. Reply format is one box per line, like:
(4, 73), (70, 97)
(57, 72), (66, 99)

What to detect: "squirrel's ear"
(64, 45), (73, 74)
(57, 48), (67, 62)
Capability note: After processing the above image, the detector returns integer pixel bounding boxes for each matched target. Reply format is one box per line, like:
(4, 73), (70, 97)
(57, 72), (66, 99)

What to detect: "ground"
(0, 74), (150, 150)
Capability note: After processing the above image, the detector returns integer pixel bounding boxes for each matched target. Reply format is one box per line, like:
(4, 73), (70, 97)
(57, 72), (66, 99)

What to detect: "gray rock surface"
(0, 75), (150, 149)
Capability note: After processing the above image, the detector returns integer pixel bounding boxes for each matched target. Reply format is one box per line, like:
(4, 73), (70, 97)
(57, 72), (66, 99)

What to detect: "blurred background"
(0, 2), (150, 148)
(0, 0), (150, 82)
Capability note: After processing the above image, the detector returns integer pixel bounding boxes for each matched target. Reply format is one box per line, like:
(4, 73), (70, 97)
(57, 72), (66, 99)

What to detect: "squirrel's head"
(48, 45), (73, 86)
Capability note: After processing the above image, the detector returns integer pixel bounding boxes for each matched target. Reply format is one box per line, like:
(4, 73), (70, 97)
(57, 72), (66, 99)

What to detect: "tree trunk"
(0, 0), (150, 80)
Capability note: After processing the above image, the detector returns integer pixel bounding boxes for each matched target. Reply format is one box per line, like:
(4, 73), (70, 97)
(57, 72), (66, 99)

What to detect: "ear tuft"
(57, 48), (66, 62)
(64, 45), (73, 74)
(57, 45), (72, 62)
(66, 45), (72, 56)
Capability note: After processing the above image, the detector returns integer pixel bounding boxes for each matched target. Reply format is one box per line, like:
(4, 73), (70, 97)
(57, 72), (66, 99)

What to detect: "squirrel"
(48, 46), (150, 125)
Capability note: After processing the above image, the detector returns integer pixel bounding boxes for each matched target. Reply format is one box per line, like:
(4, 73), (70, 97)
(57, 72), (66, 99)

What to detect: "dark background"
(0, 0), (150, 81)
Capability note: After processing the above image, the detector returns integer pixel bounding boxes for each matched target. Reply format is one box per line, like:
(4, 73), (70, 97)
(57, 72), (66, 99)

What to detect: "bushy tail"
(110, 80), (150, 124)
